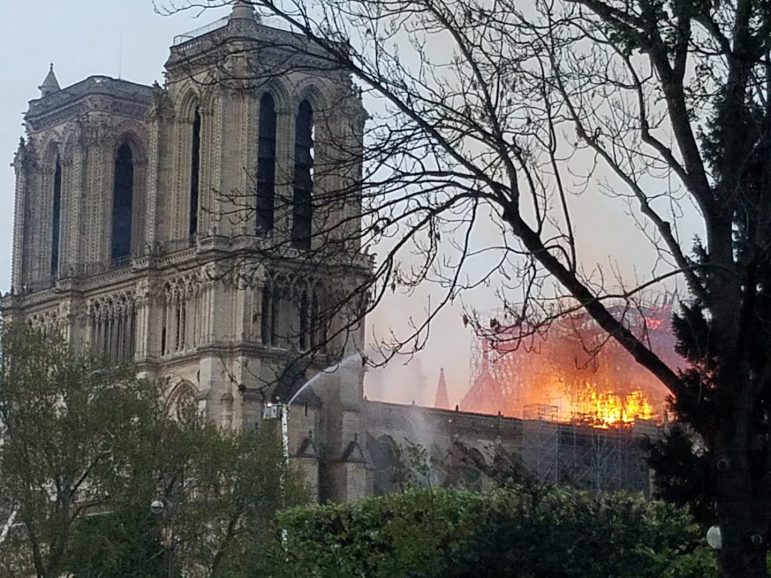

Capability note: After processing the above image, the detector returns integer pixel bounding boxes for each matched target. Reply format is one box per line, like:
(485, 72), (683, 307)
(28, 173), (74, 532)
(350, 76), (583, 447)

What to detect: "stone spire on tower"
(434, 368), (450, 410)
(38, 63), (60, 97)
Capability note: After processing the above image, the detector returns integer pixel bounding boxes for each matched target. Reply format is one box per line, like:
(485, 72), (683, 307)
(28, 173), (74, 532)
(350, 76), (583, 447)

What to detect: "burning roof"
(460, 302), (680, 428)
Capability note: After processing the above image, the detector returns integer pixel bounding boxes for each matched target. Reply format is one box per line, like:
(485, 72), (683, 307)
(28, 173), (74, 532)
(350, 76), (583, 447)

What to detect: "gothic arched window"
(111, 143), (134, 262)
(189, 108), (201, 238)
(50, 155), (62, 277)
(257, 93), (277, 235)
(292, 100), (314, 250)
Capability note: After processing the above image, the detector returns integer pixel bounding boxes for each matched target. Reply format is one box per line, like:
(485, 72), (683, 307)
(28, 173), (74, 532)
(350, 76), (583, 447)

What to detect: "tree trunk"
(715, 428), (770, 578)
(718, 527), (768, 578)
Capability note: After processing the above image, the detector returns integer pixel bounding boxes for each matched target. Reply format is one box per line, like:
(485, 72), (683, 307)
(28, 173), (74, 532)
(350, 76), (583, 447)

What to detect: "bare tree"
(157, 0), (771, 574)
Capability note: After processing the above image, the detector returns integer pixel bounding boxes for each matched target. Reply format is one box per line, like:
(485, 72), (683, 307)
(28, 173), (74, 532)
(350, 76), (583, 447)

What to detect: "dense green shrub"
(279, 486), (716, 578)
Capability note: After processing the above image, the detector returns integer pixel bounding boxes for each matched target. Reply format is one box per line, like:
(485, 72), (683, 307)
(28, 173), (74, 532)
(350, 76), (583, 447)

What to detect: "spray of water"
(287, 353), (364, 406)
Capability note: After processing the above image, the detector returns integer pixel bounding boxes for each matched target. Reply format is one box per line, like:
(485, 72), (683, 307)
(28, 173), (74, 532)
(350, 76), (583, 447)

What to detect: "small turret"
(38, 63), (60, 97)
(434, 367), (451, 409)
(229, 0), (259, 22)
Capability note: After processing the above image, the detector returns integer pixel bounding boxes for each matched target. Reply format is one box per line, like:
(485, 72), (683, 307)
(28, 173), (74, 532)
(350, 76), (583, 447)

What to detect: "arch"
(292, 99), (314, 250)
(110, 129), (148, 264)
(199, 86), (219, 118)
(189, 107), (201, 237)
(50, 154), (62, 277)
(112, 124), (149, 164)
(111, 143), (134, 261)
(256, 92), (277, 235)
(261, 78), (292, 111)
(293, 82), (329, 113)
(60, 122), (82, 162)
(40, 138), (62, 168)
(39, 140), (62, 280)
(164, 379), (198, 422)
(368, 434), (398, 495)
(175, 85), (202, 121)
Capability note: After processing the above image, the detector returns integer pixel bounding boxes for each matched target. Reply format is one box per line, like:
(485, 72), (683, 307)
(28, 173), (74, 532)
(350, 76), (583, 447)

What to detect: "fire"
(572, 388), (654, 428)
(461, 302), (680, 427)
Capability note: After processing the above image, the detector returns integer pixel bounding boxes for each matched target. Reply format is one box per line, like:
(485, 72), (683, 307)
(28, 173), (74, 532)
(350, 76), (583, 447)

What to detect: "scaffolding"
(520, 411), (651, 494)
(522, 405), (561, 483)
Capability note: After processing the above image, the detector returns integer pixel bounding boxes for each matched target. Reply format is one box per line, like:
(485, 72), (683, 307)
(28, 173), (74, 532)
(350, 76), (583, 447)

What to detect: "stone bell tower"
(1, 0), (371, 502)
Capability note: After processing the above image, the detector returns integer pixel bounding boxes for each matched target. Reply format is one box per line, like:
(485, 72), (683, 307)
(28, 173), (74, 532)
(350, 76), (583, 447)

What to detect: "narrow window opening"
(51, 155), (62, 277)
(111, 143), (134, 262)
(292, 100), (313, 250)
(189, 108), (201, 239)
(299, 289), (309, 350)
(257, 94), (277, 235)
(271, 283), (282, 347)
(261, 284), (272, 345)
(311, 290), (321, 349)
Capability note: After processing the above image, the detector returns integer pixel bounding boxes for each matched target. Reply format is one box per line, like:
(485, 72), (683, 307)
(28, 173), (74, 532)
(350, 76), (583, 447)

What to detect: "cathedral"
(0, 1), (655, 503)
(0, 1), (371, 502)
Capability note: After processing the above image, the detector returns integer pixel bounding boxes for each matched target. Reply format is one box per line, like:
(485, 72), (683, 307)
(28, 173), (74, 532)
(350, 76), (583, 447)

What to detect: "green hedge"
(279, 486), (715, 578)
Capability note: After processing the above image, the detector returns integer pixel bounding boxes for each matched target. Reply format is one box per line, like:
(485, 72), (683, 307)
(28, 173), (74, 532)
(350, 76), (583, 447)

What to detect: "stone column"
(11, 140), (29, 293)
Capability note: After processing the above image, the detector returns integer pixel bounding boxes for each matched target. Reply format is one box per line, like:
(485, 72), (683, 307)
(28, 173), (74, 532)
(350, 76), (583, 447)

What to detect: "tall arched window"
(189, 108), (201, 238)
(292, 100), (314, 250)
(50, 155), (62, 277)
(257, 93), (277, 234)
(111, 143), (134, 262)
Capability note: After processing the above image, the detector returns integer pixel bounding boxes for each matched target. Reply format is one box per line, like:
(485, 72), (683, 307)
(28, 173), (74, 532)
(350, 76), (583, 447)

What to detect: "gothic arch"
(36, 139), (64, 279)
(292, 97), (315, 250)
(110, 126), (148, 262)
(175, 85), (202, 121)
(368, 434), (398, 495)
(259, 78), (292, 113)
(260, 271), (327, 350)
(60, 122), (82, 163)
(40, 138), (61, 168)
(199, 87), (219, 118)
(164, 378), (199, 421)
(112, 124), (149, 164)
(293, 81), (329, 113)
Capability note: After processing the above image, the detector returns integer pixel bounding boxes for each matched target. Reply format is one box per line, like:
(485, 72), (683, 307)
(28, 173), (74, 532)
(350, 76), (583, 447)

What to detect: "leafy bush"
(279, 486), (716, 578)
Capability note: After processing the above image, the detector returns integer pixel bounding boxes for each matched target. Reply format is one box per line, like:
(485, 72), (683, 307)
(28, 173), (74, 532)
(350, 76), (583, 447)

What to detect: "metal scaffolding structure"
(520, 407), (652, 494)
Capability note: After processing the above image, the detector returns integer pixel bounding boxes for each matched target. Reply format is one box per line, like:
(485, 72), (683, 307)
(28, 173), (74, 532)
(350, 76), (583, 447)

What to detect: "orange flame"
(572, 388), (654, 428)
(462, 304), (680, 426)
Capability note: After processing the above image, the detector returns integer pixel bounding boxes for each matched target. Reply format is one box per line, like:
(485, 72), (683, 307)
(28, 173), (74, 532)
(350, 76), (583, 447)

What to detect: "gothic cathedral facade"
(0, 2), (371, 502)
